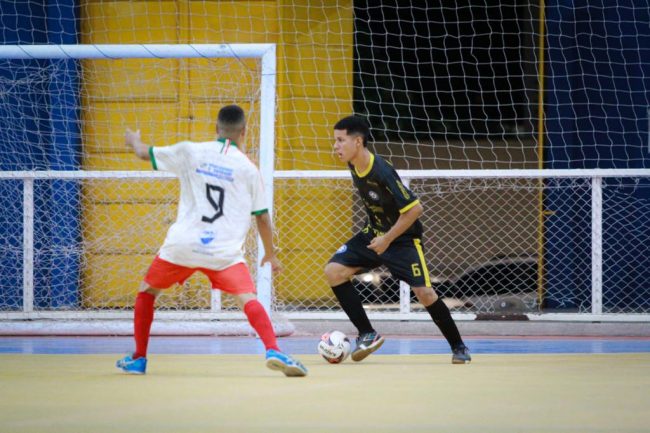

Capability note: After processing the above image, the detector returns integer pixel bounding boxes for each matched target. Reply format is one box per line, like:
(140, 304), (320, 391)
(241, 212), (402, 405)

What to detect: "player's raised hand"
(125, 128), (141, 148)
(125, 128), (150, 160)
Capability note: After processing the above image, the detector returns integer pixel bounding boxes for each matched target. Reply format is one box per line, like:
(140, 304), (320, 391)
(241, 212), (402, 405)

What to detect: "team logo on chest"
(368, 190), (380, 201)
(200, 230), (216, 245)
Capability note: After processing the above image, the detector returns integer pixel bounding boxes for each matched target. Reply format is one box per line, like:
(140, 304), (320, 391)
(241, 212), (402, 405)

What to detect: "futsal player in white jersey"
(116, 105), (307, 377)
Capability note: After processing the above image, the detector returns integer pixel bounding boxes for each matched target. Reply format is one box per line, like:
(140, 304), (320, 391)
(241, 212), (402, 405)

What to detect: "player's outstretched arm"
(125, 128), (151, 161)
(255, 212), (283, 274)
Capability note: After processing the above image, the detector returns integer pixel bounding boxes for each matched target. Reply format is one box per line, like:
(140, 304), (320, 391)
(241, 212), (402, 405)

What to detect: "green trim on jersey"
(217, 137), (238, 151)
(149, 146), (157, 170)
(252, 208), (268, 216)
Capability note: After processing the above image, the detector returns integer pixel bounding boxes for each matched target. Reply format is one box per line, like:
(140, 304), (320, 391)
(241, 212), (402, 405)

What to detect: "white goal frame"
(0, 44), (282, 335)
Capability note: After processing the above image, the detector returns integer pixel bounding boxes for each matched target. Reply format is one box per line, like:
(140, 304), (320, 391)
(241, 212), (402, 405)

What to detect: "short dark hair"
(217, 104), (246, 136)
(334, 115), (370, 147)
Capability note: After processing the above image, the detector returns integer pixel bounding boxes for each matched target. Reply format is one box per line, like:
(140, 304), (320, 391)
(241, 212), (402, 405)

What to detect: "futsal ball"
(318, 330), (351, 364)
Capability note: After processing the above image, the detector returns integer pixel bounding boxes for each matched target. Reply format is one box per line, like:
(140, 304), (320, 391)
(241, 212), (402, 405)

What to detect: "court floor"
(1, 334), (649, 355)
(1, 336), (649, 433)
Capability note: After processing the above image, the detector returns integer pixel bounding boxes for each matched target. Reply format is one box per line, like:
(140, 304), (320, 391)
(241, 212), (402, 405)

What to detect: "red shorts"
(144, 256), (256, 295)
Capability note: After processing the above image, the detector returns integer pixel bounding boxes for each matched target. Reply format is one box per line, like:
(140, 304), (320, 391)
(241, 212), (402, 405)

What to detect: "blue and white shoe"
(265, 349), (308, 377)
(116, 354), (147, 374)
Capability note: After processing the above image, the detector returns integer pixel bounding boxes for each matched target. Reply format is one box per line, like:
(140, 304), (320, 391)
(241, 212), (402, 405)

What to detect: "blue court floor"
(1, 336), (649, 355)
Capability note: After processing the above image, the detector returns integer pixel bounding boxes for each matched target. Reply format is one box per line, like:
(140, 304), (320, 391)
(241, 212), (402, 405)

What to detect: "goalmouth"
(0, 44), (289, 335)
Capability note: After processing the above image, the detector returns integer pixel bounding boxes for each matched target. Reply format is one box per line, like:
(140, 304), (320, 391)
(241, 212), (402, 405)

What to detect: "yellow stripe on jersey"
(395, 179), (412, 199)
(354, 152), (375, 178)
(399, 199), (420, 214)
(413, 238), (431, 287)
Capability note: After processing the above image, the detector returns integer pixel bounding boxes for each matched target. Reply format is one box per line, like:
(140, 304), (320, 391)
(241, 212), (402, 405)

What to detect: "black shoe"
(351, 331), (385, 362)
(452, 343), (471, 364)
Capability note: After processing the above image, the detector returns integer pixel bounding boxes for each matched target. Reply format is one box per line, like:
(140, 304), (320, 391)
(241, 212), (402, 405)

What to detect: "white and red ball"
(317, 330), (351, 364)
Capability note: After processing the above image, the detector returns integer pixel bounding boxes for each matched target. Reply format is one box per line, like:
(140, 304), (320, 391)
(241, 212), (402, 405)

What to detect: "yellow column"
(80, 0), (355, 307)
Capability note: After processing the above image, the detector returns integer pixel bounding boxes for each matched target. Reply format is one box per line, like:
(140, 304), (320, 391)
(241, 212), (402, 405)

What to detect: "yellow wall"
(80, 0), (353, 307)
(274, 1), (354, 302)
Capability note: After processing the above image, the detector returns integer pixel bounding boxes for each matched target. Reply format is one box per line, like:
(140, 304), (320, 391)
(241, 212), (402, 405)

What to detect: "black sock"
(331, 281), (374, 334)
(426, 298), (463, 349)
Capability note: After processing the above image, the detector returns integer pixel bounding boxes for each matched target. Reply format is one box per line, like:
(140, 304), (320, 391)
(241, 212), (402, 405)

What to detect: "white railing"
(2, 169), (650, 326)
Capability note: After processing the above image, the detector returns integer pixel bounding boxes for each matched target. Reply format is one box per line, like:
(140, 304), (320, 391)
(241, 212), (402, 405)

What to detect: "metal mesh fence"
(272, 175), (650, 316)
(1, 174), (649, 319)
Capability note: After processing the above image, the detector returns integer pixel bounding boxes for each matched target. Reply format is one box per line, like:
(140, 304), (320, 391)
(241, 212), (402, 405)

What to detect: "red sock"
(133, 292), (155, 359)
(243, 300), (279, 351)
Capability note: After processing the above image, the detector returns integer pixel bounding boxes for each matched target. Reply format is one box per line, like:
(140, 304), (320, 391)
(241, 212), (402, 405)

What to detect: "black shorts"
(328, 230), (431, 287)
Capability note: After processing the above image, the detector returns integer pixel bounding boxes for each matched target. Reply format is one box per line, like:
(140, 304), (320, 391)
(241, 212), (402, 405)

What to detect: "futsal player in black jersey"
(324, 115), (471, 364)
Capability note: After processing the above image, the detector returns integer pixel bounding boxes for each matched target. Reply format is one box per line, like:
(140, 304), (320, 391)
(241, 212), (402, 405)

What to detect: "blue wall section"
(545, 0), (650, 169)
(544, 0), (650, 310)
(43, 0), (82, 308)
(0, 0), (81, 309)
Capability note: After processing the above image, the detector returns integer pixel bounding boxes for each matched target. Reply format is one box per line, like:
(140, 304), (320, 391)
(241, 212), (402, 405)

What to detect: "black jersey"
(349, 153), (423, 239)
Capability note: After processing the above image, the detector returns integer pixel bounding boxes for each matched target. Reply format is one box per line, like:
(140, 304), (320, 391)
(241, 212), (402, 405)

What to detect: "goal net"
(1, 1), (649, 335)
(0, 43), (283, 334)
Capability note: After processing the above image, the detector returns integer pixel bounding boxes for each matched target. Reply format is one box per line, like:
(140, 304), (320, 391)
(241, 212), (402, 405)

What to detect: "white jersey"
(150, 138), (267, 270)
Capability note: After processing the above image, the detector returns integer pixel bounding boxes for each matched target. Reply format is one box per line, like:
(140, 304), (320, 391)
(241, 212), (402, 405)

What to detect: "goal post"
(0, 43), (283, 335)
